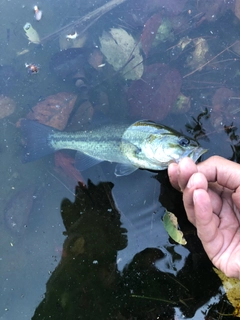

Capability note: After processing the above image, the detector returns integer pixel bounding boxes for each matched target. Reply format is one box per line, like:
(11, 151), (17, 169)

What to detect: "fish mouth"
(188, 147), (208, 163)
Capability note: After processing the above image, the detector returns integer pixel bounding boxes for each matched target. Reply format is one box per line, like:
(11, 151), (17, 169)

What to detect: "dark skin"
(168, 156), (240, 279)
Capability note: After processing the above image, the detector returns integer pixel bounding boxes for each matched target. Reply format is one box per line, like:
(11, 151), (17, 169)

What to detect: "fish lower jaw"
(190, 148), (208, 162)
(135, 158), (169, 170)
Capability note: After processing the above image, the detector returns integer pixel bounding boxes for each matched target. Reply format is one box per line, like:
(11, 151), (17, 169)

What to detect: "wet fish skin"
(120, 120), (207, 170)
(21, 120), (130, 164)
(20, 119), (207, 176)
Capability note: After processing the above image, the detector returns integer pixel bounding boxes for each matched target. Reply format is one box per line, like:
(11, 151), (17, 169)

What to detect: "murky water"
(0, 0), (239, 319)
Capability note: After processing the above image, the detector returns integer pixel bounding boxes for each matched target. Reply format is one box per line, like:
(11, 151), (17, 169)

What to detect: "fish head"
(145, 131), (207, 168)
(121, 120), (207, 171)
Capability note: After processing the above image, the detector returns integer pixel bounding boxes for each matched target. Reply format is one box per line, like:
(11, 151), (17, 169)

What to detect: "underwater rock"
(72, 69), (88, 91)
(4, 185), (36, 235)
(50, 48), (88, 79)
(93, 91), (109, 114)
(128, 64), (182, 121)
(88, 49), (104, 70)
(26, 92), (77, 130)
(0, 95), (16, 119)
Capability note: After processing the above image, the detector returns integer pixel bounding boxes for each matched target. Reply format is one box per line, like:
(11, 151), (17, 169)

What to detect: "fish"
(23, 22), (40, 44)
(20, 119), (207, 176)
(34, 5), (42, 21)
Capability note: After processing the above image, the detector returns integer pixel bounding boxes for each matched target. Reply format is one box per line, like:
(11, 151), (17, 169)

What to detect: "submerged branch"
(40, 0), (128, 44)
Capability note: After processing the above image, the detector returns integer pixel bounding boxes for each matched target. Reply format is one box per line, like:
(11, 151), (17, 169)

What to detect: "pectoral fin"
(75, 151), (103, 171)
(114, 163), (138, 176)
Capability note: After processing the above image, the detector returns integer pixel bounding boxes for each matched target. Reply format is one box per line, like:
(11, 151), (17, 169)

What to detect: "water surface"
(0, 1), (239, 319)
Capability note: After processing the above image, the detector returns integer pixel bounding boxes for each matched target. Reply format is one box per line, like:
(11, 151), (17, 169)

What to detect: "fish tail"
(20, 119), (57, 162)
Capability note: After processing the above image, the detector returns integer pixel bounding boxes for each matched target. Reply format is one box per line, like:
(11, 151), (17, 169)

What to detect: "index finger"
(197, 156), (240, 191)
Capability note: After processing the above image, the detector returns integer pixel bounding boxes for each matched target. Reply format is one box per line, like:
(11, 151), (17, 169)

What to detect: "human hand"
(168, 156), (240, 279)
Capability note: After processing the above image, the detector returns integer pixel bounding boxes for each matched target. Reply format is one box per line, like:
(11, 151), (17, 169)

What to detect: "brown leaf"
(26, 92), (77, 130)
(141, 13), (162, 56)
(128, 64), (182, 121)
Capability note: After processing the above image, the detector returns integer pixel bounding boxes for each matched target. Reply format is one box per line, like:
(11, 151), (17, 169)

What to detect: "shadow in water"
(32, 176), (223, 320)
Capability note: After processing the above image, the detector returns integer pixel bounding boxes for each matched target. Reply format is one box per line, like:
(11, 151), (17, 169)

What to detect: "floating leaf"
(213, 267), (240, 317)
(99, 28), (143, 80)
(163, 210), (187, 245)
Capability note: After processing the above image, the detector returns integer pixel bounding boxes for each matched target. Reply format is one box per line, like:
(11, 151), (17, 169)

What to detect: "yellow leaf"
(163, 210), (187, 245)
(213, 267), (240, 317)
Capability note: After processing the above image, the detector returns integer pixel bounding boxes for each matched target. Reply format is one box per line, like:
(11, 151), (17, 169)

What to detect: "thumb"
(193, 189), (221, 256)
(232, 186), (240, 211)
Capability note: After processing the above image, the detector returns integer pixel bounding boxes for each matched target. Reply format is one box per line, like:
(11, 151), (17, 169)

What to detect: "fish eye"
(25, 23), (30, 30)
(179, 137), (190, 147)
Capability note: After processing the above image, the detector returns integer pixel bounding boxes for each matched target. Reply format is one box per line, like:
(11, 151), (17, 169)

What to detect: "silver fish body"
(48, 123), (130, 164)
(21, 120), (207, 176)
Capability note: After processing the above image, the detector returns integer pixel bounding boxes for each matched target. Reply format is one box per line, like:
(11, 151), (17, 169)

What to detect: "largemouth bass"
(20, 119), (207, 176)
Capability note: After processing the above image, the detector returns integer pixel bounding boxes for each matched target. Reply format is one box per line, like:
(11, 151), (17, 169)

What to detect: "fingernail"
(193, 190), (197, 204)
(177, 167), (180, 176)
(187, 177), (193, 189)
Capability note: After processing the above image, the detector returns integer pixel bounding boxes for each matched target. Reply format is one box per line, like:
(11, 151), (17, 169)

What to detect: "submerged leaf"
(186, 37), (209, 71)
(140, 13), (162, 56)
(99, 28), (143, 80)
(128, 63), (182, 121)
(163, 210), (187, 245)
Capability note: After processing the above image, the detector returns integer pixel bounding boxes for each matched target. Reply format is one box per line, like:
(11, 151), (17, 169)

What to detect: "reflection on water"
(30, 179), (221, 320)
(1, 0), (240, 319)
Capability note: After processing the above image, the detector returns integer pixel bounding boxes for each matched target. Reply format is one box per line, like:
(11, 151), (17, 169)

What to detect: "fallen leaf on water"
(163, 210), (187, 245)
(213, 267), (240, 317)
